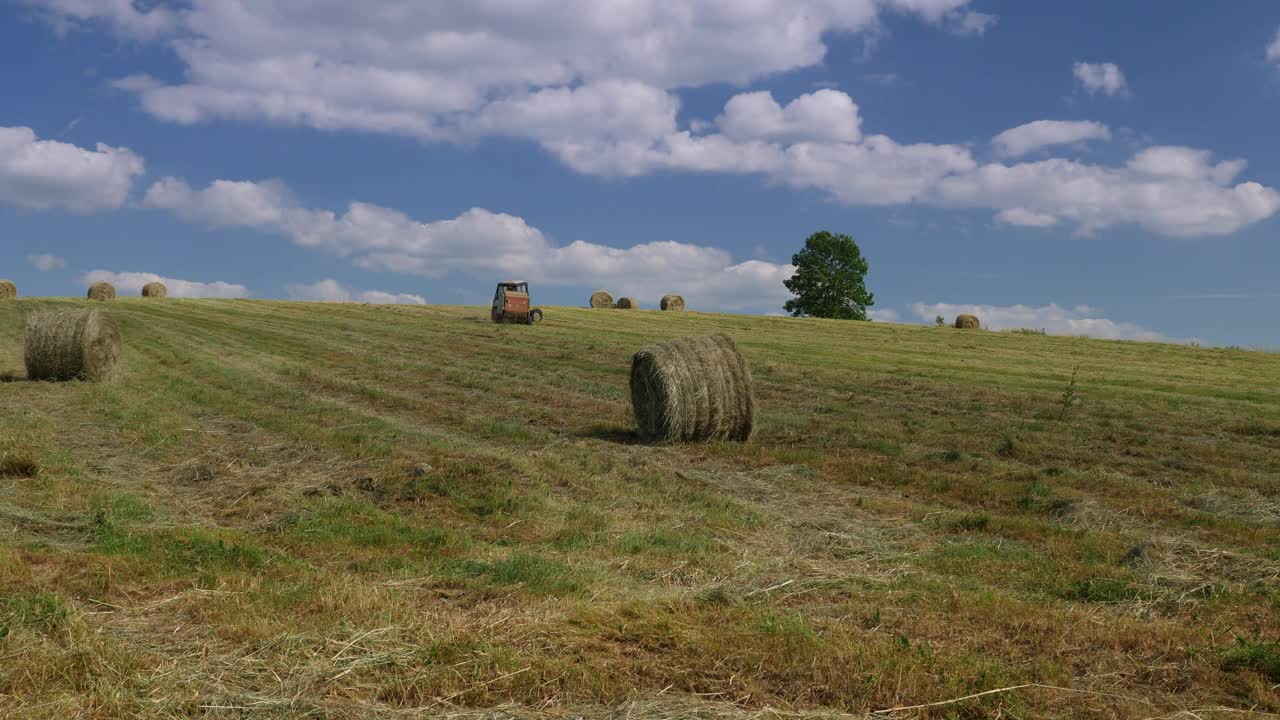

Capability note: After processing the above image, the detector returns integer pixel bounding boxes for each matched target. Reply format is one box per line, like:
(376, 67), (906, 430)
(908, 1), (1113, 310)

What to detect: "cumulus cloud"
(0, 126), (144, 212)
(1268, 27), (1280, 65)
(868, 308), (901, 322)
(908, 302), (1183, 342)
(934, 148), (1278, 237)
(1073, 61), (1128, 96)
(145, 177), (797, 312)
(286, 279), (425, 305)
(20, 0), (177, 39)
(716, 90), (862, 144)
(992, 120), (1111, 157)
(83, 270), (250, 298)
(27, 253), (66, 271)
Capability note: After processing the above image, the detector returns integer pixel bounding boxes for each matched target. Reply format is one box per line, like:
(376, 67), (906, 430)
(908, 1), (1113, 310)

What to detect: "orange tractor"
(491, 280), (544, 325)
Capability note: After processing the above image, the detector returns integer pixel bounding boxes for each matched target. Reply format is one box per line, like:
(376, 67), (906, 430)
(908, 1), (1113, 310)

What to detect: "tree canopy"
(783, 231), (874, 320)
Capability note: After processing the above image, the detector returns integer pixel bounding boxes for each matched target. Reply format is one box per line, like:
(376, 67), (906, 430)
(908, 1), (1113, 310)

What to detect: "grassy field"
(1, 298), (1278, 719)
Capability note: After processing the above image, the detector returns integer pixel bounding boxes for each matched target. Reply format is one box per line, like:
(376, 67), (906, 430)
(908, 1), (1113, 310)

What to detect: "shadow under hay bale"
(660, 294), (685, 311)
(955, 314), (980, 330)
(590, 291), (613, 309)
(0, 280), (16, 300)
(614, 297), (636, 309)
(630, 334), (755, 443)
(87, 282), (116, 301)
(24, 309), (122, 383)
(142, 281), (168, 298)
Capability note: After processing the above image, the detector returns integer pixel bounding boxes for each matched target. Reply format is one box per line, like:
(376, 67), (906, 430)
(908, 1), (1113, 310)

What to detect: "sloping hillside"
(1, 299), (1278, 718)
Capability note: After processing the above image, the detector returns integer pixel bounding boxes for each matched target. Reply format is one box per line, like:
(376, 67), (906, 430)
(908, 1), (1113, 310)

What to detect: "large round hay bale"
(955, 314), (980, 330)
(630, 334), (755, 443)
(87, 282), (116, 301)
(660, 294), (685, 311)
(590, 291), (613, 309)
(614, 297), (636, 309)
(0, 280), (16, 300)
(141, 281), (168, 298)
(24, 309), (122, 383)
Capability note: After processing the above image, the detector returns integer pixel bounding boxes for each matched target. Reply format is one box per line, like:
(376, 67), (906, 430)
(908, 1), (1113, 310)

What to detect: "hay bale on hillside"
(955, 314), (980, 330)
(630, 334), (755, 443)
(660, 294), (685, 311)
(614, 297), (636, 309)
(0, 280), (16, 300)
(590, 291), (613, 309)
(87, 282), (116, 301)
(24, 309), (122, 383)
(141, 281), (168, 298)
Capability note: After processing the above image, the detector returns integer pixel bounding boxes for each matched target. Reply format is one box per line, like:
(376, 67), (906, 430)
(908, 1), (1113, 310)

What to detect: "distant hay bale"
(660, 294), (685, 311)
(955, 314), (980, 330)
(24, 309), (122, 383)
(590, 291), (613, 309)
(614, 297), (636, 309)
(87, 282), (116, 301)
(0, 280), (15, 300)
(630, 334), (755, 443)
(141, 281), (168, 298)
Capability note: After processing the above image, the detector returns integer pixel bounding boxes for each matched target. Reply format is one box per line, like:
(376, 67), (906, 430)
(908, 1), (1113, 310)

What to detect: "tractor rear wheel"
(530, 308), (544, 323)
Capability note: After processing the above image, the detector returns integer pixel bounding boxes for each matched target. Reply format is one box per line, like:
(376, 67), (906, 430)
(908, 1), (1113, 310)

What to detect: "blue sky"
(3, 1), (1280, 347)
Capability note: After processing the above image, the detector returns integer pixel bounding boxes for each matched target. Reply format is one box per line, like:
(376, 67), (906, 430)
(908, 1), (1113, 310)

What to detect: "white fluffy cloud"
(144, 177), (796, 312)
(992, 120), (1111, 157)
(27, 254), (66, 271)
(934, 146), (1278, 237)
(717, 90), (862, 144)
(286, 279), (425, 305)
(908, 302), (1182, 342)
(1073, 61), (1128, 96)
(0, 126), (144, 212)
(21, 4), (1278, 240)
(1267, 27), (1280, 65)
(83, 270), (250, 298)
(31, 0), (974, 142)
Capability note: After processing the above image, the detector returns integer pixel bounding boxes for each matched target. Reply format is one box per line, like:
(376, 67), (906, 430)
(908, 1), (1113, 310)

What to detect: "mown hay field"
(1, 298), (1278, 719)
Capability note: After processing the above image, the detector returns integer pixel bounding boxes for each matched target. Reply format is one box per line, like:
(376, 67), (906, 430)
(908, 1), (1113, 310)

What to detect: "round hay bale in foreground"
(0, 280), (16, 300)
(87, 282), (116, 301)
(24, 309), (122, 383)
(630, 334), (755, 443)
(660, 294), (685, 311)
(141, 281), (168, 298)
(590, 291), (613, 309)
(614, 297), (636, 309)
(955, 314), (980, 330)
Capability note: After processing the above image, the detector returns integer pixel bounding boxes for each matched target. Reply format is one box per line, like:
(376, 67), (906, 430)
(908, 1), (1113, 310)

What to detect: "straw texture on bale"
(630, 334), (755, 443)
(660, 294), (685, 311)
(590, 291), (613, 309)
(87, 282), (116, 301)
(24, 309), (122, 383)
(0, 280), (15, 300)
(955, 314), (980, 330)
(141, 281), (168, 298)
(614, 297), (636, 309)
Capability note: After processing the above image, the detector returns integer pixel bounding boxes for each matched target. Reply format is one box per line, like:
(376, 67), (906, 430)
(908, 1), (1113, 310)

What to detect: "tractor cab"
(491, 281), (543, 324)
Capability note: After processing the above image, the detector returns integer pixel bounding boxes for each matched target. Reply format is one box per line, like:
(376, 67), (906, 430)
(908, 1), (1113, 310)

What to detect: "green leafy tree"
(783, 231), (874, 320)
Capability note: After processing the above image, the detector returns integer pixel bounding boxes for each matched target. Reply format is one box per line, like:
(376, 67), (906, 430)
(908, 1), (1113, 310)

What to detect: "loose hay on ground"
(660, 294), (685, 311)
(0, 280), (16, 300)
(614, 297), (636, 310)
(141, 282), (168, 298)
(24, 309), (123, 382)
(630, 333), (755, 443)
(955, 314), (980, 330)
(590, 291), (613, 309)
(87, 282), (117, 301)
